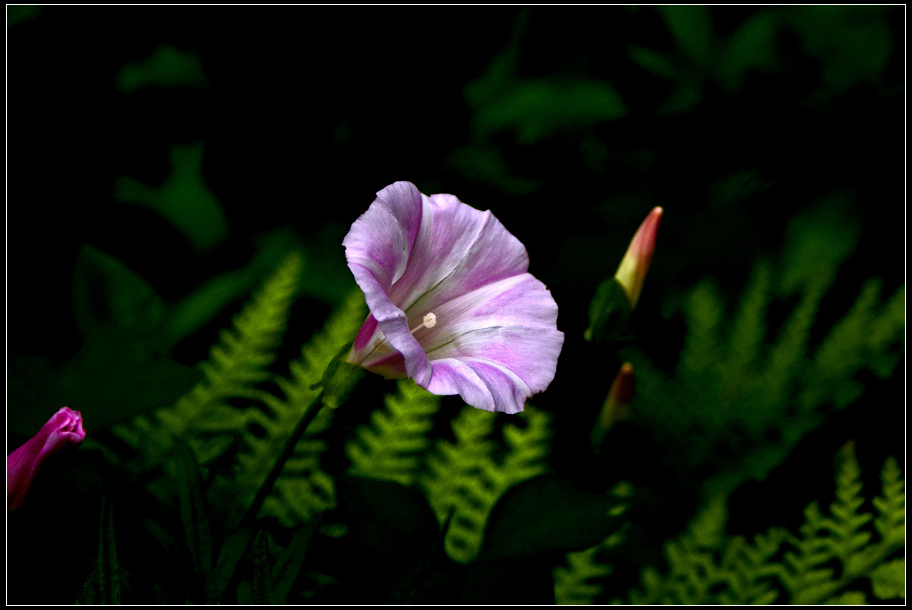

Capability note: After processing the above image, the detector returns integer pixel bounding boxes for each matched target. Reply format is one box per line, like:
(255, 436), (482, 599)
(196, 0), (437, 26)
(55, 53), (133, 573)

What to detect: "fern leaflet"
(553, 481), (632, 605)
(420, 404), (552, 563)
(345, 377), (442, 485)
(621, 451), (904, 604)
(227, 289), (367, 527)
(111, 252), (303, 468)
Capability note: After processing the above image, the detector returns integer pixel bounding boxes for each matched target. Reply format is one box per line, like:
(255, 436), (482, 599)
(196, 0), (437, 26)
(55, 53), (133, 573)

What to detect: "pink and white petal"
(424, 358), (496, 412)
(347, 262), (433, 386)
(426, 357), (532, 414)
(392, 195), (530, 319)
(426, 325), (564, 395)
(343, 181), (424, 290)
(415, 274), (559, 352)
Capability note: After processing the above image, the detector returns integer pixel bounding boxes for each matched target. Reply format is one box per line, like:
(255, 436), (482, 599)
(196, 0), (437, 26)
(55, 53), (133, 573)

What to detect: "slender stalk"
(236, 390), (325, 531)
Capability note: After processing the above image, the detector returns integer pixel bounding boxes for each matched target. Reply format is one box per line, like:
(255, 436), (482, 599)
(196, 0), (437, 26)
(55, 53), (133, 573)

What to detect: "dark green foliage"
(619, 452), (904, 604)
(630, 208), (904, 497)
(227, 288), (365, 527)
(111, 251), (306, 468)
(480, 475), (628, 562)
(585, 277), (635, 346)
(9, 246), (199, 436)
(172, 438), (213, 583)
(251, 528), (275, 605)
(78, 496), (122, 605)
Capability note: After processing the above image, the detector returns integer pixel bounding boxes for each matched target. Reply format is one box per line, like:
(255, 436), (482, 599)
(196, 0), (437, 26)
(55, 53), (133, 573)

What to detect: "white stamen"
(410, 312), (437, 334)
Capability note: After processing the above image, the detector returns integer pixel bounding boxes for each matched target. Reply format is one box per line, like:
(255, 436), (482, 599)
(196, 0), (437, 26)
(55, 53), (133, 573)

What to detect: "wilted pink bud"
(614, 207), (663, 309)
(591, 363), (635, 451)
(7, 407), (85, 511)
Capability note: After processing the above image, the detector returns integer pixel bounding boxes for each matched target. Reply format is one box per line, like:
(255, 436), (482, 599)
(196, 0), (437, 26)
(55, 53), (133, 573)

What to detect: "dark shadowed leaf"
(478, 474), (626, 561)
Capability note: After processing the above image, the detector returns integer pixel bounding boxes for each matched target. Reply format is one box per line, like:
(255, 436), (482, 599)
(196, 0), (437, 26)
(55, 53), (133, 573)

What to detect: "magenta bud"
(7, 407), (86, 511)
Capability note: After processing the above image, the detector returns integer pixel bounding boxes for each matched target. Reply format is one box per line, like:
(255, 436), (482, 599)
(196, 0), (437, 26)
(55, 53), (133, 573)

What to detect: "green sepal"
(584, 278), (635, 345)
(314, 341), (365, 409)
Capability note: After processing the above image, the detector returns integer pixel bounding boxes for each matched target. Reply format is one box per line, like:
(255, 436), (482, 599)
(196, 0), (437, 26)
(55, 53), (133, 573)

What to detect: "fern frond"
(623, 452), (905, 604)
(802, 280), (905, 412)
(111, 252), (304, 468)
(345, 378), (442, 485)
(419, 406), (497, 526)
(227, 289), (367, 527)
(553, 482), (631, 605)
(420, 404), (553, 564)
(634, 255), (904, 495)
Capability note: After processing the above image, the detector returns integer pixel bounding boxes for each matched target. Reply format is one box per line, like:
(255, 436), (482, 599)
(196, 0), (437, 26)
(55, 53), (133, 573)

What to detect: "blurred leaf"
(321, 476), (442, 601)
(824, 591), (867, 604)
(72, 245), (164, 338)
(585, 277), (634, 345)
(629, 45), (677, 79)
(98, 496), (122, 605)
(660, 5), (712, 68)
(788, 6), (893, 94)
(9, 246), (200, 435)
(474, 79), (627, 144)
(117, 44), (209, 93)
(172, 437), (213, 581)
(7, 4), (41, 27)
(870, 558), (904, 600)
(252, 528), (275, 605)
(446, 144), (541, 196)
(209, 526), (256, 596)
(115, 142), (229, 253)
(478, 474), (626, 561)
(163, 229), (300, 346)
(778, 195), (861, 296)
(273, 518), (321, 603)
(719, 11), (779, 89)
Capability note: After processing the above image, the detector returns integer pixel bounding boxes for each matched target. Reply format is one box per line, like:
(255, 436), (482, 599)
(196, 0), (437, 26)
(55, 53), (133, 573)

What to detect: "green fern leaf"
(112, 252), (304, 467)
(634, 256), (903, 497)
(345, 378), (442, 485)
(419, 404), (552, 563)
(553, 482), (631, 605)
(227, 289), (366, 528)
(622, 452), (905, 605)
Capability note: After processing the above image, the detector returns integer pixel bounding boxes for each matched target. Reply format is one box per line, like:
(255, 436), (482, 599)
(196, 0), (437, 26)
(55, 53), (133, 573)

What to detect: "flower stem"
(236, 389), (325, 531)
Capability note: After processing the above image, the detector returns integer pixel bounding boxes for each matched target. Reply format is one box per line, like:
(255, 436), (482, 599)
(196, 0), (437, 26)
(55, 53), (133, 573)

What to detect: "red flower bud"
(614, 207), (663, 309)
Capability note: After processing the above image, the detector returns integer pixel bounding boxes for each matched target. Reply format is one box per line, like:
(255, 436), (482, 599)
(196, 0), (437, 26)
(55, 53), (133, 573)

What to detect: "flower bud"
(614, 207), (663, 309)
(591, 363), (635, 451)
(7, 407), (85, 511)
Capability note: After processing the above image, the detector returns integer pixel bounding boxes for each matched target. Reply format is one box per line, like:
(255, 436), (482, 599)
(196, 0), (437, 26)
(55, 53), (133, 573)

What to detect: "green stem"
(236, 389), (325, 531)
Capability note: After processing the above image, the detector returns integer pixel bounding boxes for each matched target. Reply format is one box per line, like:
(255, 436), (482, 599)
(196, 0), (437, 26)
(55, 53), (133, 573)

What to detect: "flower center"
(366, 312), (438, 360)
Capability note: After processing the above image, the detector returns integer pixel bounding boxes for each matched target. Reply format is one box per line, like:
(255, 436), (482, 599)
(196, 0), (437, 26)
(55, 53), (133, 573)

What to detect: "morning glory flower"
(343, 181), (564, 414)
(7, 407), (86, 511)
(614, 207), (663, 309)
